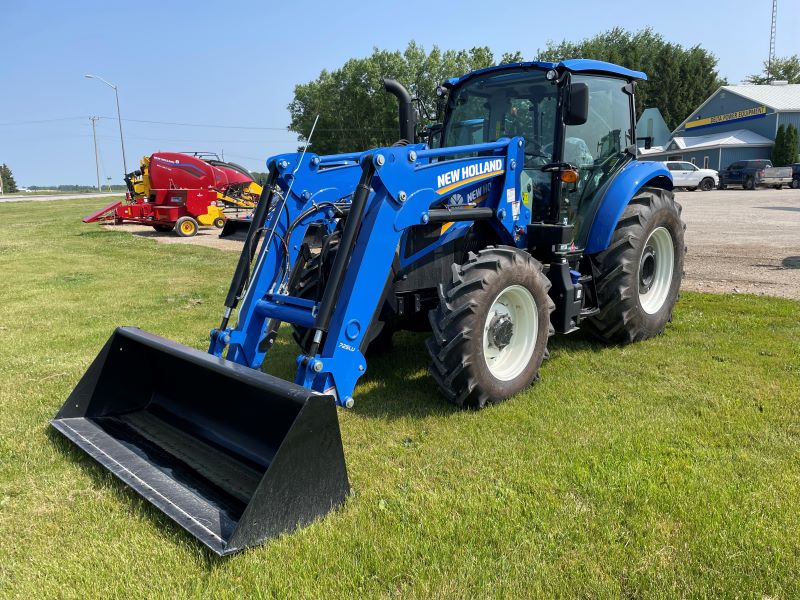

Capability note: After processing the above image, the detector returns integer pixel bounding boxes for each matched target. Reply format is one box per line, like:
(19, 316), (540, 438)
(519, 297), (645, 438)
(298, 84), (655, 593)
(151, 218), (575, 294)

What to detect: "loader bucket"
(219, 217), (251, 240)
(50, 327), (349, 556)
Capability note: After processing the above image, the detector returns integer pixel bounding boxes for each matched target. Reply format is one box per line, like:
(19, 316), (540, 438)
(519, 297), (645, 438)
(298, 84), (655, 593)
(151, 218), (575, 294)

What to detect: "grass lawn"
(1, 198), (799, 598)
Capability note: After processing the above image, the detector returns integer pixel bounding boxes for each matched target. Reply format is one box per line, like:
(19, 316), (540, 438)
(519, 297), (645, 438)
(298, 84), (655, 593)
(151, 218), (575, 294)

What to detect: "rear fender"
(585, 160), (672, 254)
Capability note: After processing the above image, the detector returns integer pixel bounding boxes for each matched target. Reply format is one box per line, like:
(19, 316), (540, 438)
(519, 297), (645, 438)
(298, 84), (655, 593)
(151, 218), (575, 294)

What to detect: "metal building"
(639, 83), (800, 170)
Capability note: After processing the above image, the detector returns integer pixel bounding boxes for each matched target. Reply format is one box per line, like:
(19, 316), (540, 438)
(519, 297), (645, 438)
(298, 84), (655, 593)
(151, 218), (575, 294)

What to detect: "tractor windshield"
(443, 68), (557, 152)
(443, 68), (558, 219)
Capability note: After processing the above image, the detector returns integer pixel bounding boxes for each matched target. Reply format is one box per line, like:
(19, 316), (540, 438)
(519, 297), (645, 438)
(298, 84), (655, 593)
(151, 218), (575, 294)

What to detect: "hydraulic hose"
(219, 166), (277, 330)
(307, 158), (376, 356)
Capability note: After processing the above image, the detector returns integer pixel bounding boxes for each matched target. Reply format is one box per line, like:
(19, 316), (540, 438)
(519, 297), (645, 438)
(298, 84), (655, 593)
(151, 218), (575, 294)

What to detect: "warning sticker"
(506, 188), (520, 219)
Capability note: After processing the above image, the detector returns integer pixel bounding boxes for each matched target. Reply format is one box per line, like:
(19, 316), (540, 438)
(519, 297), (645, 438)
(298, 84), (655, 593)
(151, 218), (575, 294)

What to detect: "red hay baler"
(84, 152), (261, 237)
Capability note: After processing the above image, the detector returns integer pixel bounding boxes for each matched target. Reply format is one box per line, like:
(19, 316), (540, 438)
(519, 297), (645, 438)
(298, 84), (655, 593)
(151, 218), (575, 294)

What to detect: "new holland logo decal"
(436, 159), (504, 195)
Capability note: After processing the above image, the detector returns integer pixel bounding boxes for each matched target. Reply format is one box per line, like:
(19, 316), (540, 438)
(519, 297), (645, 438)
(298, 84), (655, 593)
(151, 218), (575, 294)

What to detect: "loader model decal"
(446, 182), (491, 207)
(436, 159), (504, 195)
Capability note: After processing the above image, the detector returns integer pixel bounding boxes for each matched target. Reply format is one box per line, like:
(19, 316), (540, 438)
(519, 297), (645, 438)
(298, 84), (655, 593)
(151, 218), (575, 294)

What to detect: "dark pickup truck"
(718, 159), (793, 190)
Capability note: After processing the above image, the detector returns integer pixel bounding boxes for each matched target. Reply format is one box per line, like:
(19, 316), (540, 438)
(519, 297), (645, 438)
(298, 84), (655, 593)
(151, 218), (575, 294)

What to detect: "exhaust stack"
(382, 78), (416, 144)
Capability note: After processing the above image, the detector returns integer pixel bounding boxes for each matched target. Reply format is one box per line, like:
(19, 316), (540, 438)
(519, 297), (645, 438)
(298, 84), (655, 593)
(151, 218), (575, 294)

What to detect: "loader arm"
(211, 138), (525, 405)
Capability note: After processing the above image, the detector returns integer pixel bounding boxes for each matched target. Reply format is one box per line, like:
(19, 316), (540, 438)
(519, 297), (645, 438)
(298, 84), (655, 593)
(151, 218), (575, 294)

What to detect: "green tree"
(773, 123), (799, 166)
(288, 42), (499, 155)
(787, 124), (800, 164)
(787, 123), (800, 164)
(745, 55), (800, 84)
(536, 27), (725, 129)
(772, 124), (787, 165)
(0, 164), (18, 193)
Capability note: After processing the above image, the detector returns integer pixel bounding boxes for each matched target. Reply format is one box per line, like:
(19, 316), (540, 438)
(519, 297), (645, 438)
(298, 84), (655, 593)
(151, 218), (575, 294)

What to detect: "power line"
(0, 114), (397, 133)
(102, 117), (395, 132)
(0, 116), (87, 126)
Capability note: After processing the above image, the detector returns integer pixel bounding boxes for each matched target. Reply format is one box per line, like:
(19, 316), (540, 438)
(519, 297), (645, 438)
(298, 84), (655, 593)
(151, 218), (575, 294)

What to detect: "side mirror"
(425, 123), (443, 149)
(564, 82), (589, 126)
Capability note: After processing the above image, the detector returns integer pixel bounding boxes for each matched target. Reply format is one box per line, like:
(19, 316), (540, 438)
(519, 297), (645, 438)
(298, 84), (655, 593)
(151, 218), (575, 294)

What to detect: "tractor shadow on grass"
(349, 331), (458, 420)
(350, 328), (606, 420)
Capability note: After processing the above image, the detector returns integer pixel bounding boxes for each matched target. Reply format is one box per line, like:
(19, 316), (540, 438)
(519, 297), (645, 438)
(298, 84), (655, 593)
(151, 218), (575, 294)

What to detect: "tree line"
(288, 28), (800, 158)
(288, 28), (730, 155)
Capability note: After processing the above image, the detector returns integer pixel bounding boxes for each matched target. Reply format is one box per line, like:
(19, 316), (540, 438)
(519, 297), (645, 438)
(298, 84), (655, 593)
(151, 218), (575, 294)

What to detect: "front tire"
(699, 178), (715, 191)
(426, 247), (554, 409)
(583, 187), (685, 344)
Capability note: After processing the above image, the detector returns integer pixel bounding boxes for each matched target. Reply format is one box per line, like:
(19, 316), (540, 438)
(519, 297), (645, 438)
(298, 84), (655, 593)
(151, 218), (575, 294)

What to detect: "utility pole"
(90, 116), (101, 191)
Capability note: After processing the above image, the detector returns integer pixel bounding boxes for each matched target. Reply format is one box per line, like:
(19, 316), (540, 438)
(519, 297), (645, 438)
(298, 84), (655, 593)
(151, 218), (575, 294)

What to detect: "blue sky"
(2, 0), (798, 186)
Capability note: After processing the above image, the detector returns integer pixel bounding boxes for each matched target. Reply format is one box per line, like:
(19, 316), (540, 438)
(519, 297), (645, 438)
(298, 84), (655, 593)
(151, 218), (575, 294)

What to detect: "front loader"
(52, 59), (684, 555)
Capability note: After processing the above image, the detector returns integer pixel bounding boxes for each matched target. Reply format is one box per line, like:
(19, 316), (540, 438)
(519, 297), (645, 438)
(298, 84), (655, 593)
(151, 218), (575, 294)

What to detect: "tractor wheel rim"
(638, 226), (674, 314)
(483, 284), (538, 381)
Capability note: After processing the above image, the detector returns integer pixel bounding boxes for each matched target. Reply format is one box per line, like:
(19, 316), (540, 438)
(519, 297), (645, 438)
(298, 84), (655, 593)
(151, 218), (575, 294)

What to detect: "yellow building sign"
(685, 105), (767, 130)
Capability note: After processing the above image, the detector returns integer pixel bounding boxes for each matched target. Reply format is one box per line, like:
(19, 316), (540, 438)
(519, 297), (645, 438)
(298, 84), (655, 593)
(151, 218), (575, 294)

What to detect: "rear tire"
(583, 187), (685, 344)
(744, 177), (755, 190)
(426, 246), (554, 409)
(791, 179), (799, 189)
(176, 216), (199, 237)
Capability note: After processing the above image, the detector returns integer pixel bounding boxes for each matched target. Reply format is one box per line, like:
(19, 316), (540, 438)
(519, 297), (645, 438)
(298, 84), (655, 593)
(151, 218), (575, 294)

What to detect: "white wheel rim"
(482, 284), (538, 381)
(638, 226), (675, 315)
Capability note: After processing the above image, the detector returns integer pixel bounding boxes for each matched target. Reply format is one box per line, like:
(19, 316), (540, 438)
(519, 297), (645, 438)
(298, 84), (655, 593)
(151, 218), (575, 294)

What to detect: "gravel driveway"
(677, 187), (800, 300)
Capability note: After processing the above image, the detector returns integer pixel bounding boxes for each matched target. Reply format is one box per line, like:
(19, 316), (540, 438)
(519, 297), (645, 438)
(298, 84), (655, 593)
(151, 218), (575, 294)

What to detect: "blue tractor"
(52, 59), (684, 555)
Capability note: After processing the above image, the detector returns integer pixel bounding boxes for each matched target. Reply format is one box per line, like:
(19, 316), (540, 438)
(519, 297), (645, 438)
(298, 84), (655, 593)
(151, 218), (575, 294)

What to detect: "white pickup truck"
(718, 160), (794, 190)
(663, 161), (719, 191)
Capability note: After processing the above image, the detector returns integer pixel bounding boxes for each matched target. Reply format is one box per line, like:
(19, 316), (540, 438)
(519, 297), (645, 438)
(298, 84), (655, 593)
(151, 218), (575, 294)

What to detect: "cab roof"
(444, 59), (648, 88)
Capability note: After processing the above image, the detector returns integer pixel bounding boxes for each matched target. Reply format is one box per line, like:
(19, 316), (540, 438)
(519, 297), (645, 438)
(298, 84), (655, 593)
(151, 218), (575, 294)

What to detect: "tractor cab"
(437, 60), (645, 249)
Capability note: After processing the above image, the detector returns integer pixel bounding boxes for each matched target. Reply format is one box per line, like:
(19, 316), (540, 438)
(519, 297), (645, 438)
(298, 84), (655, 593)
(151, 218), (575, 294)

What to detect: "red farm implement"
(84, 152), (262, 237)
